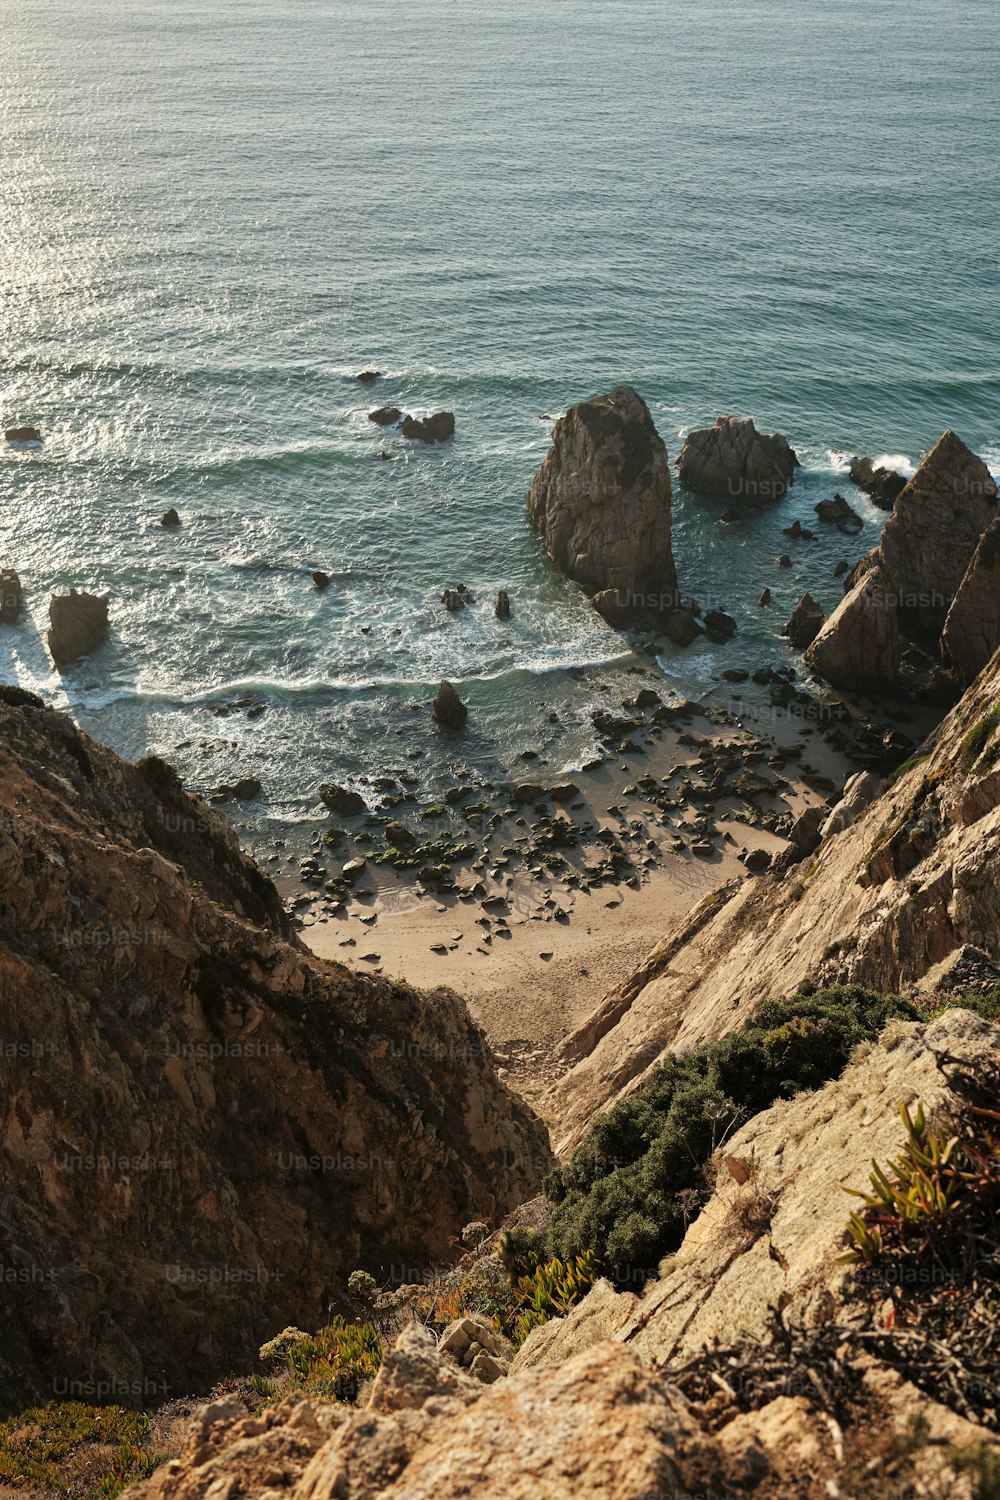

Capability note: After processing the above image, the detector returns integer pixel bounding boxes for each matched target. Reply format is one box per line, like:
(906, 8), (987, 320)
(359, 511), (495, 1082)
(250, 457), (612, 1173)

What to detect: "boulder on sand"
(878, 429), (997, 643)
(318, 782), (366, 817)
(805, 565), (900, 692)
(526, 385), (677, 615)
(0, 569), (23, 624)
(47, 590), (109, 666)
(677, 414), (797, 502)
(433, 680), (468, 729)
(940, 516), (1000, 683)
(782, 592), (826, 649)
(401, 412), (455, 443)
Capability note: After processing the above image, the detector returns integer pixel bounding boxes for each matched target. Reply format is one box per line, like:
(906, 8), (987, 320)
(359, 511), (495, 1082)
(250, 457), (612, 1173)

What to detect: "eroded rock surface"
(677, 414), (797, 502)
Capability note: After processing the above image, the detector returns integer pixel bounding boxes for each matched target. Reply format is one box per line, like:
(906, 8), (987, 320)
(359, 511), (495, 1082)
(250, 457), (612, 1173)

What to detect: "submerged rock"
(526, 385), (677, 615)
(0, 569), (23, 624)
(47, 589), (109, 666)
(433, 680), (468, 728)
(677, 414), (797, 502)
(401, 411), (455, 443)
(356, 369), (381, 383)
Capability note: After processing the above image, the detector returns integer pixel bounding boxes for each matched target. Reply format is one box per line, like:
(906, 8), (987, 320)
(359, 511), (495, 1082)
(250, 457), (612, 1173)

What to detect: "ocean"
(2, 0), (998, 855)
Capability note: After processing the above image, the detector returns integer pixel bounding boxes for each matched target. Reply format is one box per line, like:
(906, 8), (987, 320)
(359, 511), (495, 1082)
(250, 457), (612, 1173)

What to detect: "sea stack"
(0, 570), (23, 624)
(526, 385), (677, 621)
(677, 414), (797, 502)
(47, 589), (109, 666)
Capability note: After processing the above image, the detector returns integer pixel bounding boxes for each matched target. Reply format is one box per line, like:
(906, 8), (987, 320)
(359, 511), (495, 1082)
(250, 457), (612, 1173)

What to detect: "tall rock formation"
(878, 429), (997, 642)
(0, 698), (549, 1414)
(804, 565), (901, 691)
(941, 515), (1000, 683)
(526, 386), (677, 615)
(677, 414), (797, 501)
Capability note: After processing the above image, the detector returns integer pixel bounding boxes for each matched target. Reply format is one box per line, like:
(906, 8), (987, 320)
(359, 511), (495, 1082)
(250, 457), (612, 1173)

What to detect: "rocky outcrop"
(319, 781), (366, 816)
(525, 386), (676, 612)
(401, 412), (455, 443)
(815, 493), (862, 534)
(4, 425), (41, 443)
(941, 516), (1000, 682)
(432, 680), (468, 728)
(547, 646), (1000, 1149)
(677, 414), (797, 502)
(848, 455), (906, 511)
(47, 588), (110, 665)
(369, 407), (402, 426)
(495, 590), (511, 620)
(782, 592), (825, 648)
(0, 568), (22, 623)
(804, 565), (901, 691)
(879, 429), (997, 642)
(0, 700), (549, 1413)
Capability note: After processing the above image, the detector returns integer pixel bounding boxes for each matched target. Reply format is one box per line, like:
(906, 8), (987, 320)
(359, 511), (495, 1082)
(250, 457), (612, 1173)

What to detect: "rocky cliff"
(546, 646), (1000, 1151)
(0, 696), (550, 1414)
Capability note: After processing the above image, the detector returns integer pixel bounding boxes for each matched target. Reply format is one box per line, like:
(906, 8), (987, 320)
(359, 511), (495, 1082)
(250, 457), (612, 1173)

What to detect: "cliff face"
(0, 699), (550, 1414)
(547, 648), (1000, 1151)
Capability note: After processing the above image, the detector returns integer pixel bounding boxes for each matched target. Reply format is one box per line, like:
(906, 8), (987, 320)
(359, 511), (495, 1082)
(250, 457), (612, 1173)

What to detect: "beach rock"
(401, 411), (455, 443)
(356, 369), (381, 383)
(878, 429), (997, 642)
(4, 425), (41, 442)
(230, 776), (262, 801)
(526, 385), (677, 611)
(815, 493), (862, 534)
(782, 592), (826, 649)
(663, 607), (699, 645)
(311, 570), (331, 591)
(495, 590), (511, 620)
(0, 569), (23, 624)
(848, 454), (907, 510)
(677, 414), (797, 502)
(591, 588), (633, 629)
(319, 782), (366, 817)
(368, 406), (402, 426)
(805, 564), (900, 691)
(433, 680), (468, 729)
(514, 783), (545, 804)
(385, 820), (416, 847)
(342, 856), (367, 881)
(159, 507), (181, 527)
(47, 589), (109, 666)
(703, 608), (736, 642)
(550, 783), (580, 804)
(940, 516), (1000, 682)
(758, 588), (771, 607)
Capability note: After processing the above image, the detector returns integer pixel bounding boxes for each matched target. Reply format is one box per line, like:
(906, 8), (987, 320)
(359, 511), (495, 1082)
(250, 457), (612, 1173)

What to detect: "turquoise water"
(2, 0), (998, 834)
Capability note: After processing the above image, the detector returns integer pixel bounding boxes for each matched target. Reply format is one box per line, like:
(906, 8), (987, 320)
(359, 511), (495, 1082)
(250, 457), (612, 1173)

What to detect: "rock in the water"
(848, 455), (907, 511)
(433, 680), (468, 728)
(526, 385), (677, 613)
(878, 429), (997, 642)
(805, 565), (900, 691)
(834, 559), (849, 577)
(703, 608), (736, 642)
(319, 782), (366, 817)
(311, 570), (331, 591)
(940, 516), (1000, 682)
(401, 411), (455, 443)
(677, 414), (797, 502)
(0, 569), (23, 624)
(495, 590), (511, 620)
(369, 406), (402, 426)
(159, 507), (181, 527)
(47, 589), (109, 666)
(4, 425), (41, 442)
(777, 553), (792, 568)
(441, 588), (467, 612)
(591, 589), (634, 630)
(782, 592), (826, 649)
(815, 494), (863, 534)
(664, 607), (700, 646)
(758, 588), (771, 607)
(356, 369), (381, 383)
(230, 777), (262, 801)
(782, 519), (814, 541)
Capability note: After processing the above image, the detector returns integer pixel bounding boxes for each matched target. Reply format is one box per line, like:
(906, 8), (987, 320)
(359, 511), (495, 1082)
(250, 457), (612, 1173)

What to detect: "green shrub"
(506, 1252), (598, 1348)
(284, 1317), (381, 1404)
(546, 986), (917, 1282)
(0, 1403), (158, 1495)
(961, 707), (1000, 772)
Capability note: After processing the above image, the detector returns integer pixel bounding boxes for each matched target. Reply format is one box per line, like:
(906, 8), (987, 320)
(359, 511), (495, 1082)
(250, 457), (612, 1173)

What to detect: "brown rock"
(160, 507), (181, 527)
(526, 385), (677, 611)
(433, 680), (468, 728)
(677, 414), (797, 502)
(805, 565), (900, 691)
(356, 370), (381, 383)
(591, 588), (633, 629)
(401, 411), (455, 443)
(47, 589), (109, 665)
(940, 516), (1000, 682)
(758, 588), (771, 607)
(311, 570), (331, 591)
(879, 429), (997, 642)
(318, 782), (366, 816)
(815, 493), (862, 534)
(4, 425), (41, 442)
(0, 569), (23, 624)
(368, 406), (402, 426)
(782, 592), (826, 649)
(495, 590), (511, 620)
(703, 608), (736, 642)
(848, 454), (907, 510)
